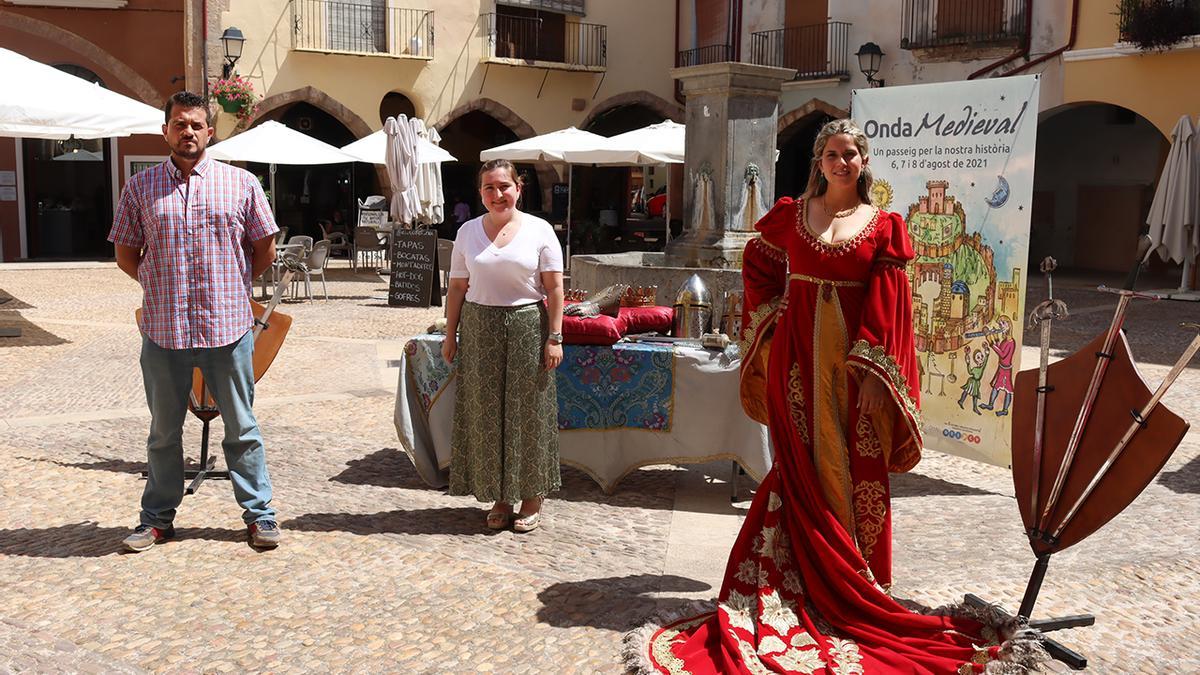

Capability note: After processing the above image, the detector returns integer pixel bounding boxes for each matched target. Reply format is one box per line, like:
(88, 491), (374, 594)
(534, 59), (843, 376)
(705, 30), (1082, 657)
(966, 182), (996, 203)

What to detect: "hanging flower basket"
(210, 75), (260, 124)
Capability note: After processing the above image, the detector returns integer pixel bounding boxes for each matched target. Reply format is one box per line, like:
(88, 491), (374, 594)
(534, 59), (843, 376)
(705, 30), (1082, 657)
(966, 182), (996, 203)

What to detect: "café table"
(394, 334), (771, 494)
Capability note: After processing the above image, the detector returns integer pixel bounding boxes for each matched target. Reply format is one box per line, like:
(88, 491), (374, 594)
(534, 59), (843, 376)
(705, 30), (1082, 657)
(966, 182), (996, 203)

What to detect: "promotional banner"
(853, 75), (1040, 467)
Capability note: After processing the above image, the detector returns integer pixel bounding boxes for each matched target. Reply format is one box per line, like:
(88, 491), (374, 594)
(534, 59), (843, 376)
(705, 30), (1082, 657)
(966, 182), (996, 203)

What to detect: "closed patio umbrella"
(1145, 115), (1198, 291)
(411, 117), (445, 225)
(0, 47), (161, 139)
(385, 115), (420, 225)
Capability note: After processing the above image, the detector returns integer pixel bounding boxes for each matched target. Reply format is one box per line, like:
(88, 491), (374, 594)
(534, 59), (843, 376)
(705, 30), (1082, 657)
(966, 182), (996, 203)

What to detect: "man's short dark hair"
(163, 91), (212, 126)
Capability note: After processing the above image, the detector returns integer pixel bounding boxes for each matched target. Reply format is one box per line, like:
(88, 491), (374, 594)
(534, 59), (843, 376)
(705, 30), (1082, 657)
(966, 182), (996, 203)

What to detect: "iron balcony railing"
(749, 21), (851, 80)
(483, 13), (606, 68)
(292, 0), (433, 58)
(675, 43), (733, 67)
(498, 0), (586, 15)
(901, 0), (1028, 49)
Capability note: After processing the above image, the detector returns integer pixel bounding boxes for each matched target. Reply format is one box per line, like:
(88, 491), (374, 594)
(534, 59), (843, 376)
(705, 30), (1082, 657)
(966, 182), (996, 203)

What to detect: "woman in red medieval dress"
(627, 120), (1043, 674)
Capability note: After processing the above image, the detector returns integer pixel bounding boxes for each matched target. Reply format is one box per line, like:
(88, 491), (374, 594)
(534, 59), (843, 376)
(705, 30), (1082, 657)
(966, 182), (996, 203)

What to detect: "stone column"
(666, 63), (794, 268)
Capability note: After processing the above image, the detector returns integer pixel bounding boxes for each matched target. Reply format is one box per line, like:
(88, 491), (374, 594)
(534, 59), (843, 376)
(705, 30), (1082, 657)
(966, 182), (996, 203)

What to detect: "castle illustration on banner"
(881, 179), (1022, 416)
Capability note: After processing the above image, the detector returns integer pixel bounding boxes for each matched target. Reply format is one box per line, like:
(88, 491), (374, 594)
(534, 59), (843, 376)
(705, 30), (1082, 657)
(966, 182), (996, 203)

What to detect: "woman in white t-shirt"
(442, 159), (565, 533)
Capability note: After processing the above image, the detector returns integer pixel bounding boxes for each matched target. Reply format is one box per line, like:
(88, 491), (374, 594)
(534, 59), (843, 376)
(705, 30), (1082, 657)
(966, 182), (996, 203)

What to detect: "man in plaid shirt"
(109, 91), (282, 552)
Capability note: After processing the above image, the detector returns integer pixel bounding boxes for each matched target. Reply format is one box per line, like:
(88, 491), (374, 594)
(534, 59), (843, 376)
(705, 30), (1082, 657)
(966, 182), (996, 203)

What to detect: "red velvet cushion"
(562, 313), (625, 345)
(619, 305), (674, 335)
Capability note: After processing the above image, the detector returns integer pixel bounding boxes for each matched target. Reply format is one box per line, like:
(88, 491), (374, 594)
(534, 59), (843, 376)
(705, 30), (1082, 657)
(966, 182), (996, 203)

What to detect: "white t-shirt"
(449, 214), (564, 306)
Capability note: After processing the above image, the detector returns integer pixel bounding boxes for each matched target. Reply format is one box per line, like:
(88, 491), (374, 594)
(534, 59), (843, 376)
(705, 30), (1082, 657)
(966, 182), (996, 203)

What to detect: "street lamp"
(855, 42), (885, 88)
(220, 27), (245, 79)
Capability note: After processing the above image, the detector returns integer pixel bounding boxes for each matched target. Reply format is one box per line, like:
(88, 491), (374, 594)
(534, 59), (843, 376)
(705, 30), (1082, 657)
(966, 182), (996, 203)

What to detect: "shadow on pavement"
(20, 453), (145, 475)
(0, 290), (33, 310)
(890, 472), (997, 498)
(0, 312), (68, 347)
(329, 447), (429, 490)
(536, 574), (713, 632)
(1158, 454), (1199, 494)
(0, 522), (243, 558)
(283, 507), (491, 537)
(330, 450), (682, 511)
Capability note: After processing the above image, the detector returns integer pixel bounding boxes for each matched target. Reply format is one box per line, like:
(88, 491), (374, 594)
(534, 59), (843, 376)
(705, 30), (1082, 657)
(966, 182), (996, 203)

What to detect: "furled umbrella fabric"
(0, 47), (161, 140)
(1145, 115), (1197, 265)
(384, 115), (421, 225)
(410, 117), (445, 225)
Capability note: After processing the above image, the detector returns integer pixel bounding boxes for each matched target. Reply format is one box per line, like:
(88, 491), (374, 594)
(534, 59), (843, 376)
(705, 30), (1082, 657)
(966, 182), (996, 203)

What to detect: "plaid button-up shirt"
(109, 156), (278, 350)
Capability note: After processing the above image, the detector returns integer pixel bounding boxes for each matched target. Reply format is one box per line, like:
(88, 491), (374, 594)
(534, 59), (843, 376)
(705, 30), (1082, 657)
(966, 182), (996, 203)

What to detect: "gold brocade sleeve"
(739, 297), (781, 425)
(739, 201), (793, 425)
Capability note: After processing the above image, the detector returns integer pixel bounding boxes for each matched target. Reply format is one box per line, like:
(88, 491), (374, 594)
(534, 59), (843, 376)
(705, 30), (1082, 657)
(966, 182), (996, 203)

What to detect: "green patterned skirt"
(449, 301), (561, 503)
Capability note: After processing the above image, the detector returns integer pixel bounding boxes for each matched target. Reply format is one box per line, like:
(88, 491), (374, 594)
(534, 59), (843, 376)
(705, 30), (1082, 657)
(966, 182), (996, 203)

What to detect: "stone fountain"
(571, 62), (795, 317)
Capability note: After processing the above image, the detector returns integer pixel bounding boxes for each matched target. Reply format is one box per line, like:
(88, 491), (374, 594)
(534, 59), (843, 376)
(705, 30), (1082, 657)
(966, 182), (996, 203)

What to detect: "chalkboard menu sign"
(388, 229), (439, 307)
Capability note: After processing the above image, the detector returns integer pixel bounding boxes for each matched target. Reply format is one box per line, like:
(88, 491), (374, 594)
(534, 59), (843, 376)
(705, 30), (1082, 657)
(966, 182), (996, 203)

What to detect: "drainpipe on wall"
(968, 0), (1034, 79)
(731, 0), (743, 61)
(202, 0), (209, 95)
(674, 0), (684, 104)
(1004, 0), (1079, 76)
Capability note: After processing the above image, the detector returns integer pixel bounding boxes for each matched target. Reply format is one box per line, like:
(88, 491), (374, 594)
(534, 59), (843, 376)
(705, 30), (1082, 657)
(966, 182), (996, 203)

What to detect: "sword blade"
(1037, 293), (1132, 531)
(1029, 314), (1053, 529)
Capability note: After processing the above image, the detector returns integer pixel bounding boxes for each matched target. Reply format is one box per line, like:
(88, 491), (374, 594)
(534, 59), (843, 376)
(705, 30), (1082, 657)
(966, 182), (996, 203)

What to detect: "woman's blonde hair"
(802, 118), (873, 205)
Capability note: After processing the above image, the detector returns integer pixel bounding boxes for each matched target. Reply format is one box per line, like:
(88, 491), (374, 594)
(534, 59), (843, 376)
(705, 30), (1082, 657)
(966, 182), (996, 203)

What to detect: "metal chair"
(293, 240), (330, 302)
(436, 238), (454, 294)
(354, 226), (387, 270)
(287, 235), (314, 255)
(319, 220), (352, 260)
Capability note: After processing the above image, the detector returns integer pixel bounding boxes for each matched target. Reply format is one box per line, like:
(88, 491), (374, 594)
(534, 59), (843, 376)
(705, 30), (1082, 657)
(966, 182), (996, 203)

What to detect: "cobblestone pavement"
(0, 262), (1198, 673)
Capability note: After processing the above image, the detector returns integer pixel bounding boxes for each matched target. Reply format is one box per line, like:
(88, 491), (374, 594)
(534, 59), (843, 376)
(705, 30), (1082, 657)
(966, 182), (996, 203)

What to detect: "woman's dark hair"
(477, 159), (523, 189)
(163, 91), (213, 126)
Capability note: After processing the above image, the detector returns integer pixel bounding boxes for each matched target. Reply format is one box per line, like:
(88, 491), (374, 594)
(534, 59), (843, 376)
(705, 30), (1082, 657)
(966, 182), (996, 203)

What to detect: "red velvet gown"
(636, 198), (1039, 674)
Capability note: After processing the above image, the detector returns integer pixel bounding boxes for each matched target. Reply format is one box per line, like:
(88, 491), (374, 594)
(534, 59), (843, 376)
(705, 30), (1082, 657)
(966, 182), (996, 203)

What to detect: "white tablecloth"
(393, 336), (771, 493)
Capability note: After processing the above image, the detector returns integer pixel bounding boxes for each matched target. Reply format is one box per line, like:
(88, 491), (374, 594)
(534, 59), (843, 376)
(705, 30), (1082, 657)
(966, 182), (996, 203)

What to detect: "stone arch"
(433, 98), (558, 207)
(249, 86), (385, 190)
(777, 98), (847, 136)
(0, 11), (163, 106)
(251, 86), (374, 139)
(580, 90), (684, 129)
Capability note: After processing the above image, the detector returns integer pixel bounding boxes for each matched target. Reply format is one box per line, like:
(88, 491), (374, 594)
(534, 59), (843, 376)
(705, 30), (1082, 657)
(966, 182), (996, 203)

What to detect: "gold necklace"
(821, 198), (859, 219)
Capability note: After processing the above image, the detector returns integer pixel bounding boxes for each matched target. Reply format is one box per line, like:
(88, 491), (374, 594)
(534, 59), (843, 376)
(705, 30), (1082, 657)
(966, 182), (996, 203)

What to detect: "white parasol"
(206, 120), (355, 214)
(480, 127), (609, 264)
(0, 47), (162, 140)
(340, 129), (456, 165)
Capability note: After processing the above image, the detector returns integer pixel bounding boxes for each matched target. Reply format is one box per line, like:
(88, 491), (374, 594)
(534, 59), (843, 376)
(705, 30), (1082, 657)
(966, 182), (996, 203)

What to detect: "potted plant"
(1118, 0), (1200, 51)
(211, 75), (259, 123)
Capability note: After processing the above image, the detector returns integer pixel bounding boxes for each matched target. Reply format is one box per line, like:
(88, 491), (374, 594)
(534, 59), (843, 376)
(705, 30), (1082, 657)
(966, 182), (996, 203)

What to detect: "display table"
(394, 335), (771, 493)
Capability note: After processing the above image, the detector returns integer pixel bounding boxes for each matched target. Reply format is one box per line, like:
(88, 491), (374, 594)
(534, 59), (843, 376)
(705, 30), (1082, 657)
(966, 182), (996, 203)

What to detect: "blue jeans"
(139, 330), (274, 527)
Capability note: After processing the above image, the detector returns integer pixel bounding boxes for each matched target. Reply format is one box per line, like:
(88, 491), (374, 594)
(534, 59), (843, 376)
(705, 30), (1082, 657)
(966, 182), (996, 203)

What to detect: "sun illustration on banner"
(871, 178), (894, 210)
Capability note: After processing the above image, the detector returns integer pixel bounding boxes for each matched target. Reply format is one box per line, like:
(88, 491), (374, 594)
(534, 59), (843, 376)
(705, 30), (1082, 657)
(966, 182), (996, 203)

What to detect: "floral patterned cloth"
(404, 336), (675, 432)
